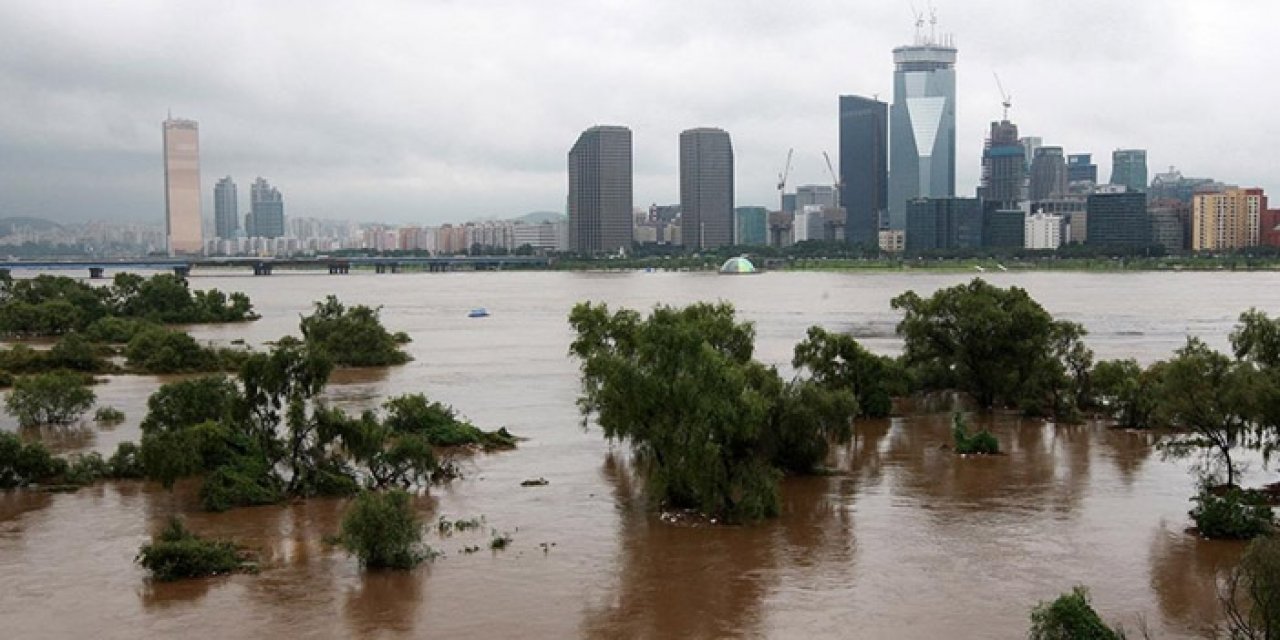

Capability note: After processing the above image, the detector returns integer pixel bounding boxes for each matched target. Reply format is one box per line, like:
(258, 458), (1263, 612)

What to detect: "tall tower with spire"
(887, 10), (957, 230)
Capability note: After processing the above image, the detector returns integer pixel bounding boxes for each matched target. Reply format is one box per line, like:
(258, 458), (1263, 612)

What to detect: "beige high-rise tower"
(163, 117), (203, 255)
(1192, 187), (1263, 251)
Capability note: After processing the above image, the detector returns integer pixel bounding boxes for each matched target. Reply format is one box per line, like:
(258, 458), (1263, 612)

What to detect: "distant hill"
(0, 217), (63, 236)
(513, 211), (565, 224)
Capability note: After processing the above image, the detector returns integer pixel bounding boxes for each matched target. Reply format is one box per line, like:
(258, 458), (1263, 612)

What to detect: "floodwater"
(1, 269), (1277, 639)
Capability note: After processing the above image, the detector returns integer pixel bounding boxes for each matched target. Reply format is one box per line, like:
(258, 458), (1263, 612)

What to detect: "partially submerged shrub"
(1190, 486), (1274, 540)
(0, 431), (63, 487)
(952, 413), (999, 455)
(95, 406), (125, 424)
(338, 490), (427, 569)
(1029, 586), (1123, 640)
(136, 516), (247, 581)
(107, 441), (145, 479)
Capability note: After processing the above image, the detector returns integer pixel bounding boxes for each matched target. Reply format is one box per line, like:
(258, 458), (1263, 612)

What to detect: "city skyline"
(2, 2), (1278, 225)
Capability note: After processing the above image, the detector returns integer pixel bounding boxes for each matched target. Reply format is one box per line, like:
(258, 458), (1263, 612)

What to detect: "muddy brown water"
(1, 270), (1276, 639)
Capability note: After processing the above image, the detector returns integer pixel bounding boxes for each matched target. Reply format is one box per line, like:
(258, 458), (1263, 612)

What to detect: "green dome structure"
(718, 256), (758, 274)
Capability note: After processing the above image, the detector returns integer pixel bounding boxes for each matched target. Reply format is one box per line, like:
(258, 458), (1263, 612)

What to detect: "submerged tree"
(300, 296), (410, 367)
(890, 278), (1091, 417)
(1028, 586), (1125, 640)
(791, 326), (907, 418)
(338, 490), (429, 569)
(1221, 535), (1280, 639)
(1089, 359), (1165, 429)
(568, 301), (858, 522)
(1157, 338), (1262, 488)
(4, 371), (96, 427)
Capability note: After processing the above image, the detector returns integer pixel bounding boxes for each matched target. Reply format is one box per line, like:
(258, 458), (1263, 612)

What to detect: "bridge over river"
(0, 255), (552, 278)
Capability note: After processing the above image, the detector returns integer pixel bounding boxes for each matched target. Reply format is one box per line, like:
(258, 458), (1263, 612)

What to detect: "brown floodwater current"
(2, 270), (1277, 639)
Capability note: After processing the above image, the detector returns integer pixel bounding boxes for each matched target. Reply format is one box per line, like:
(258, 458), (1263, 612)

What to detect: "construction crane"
(822, 151), (842, 208)
(776, 148), (794, 211)
(993, 72), (1012, 121)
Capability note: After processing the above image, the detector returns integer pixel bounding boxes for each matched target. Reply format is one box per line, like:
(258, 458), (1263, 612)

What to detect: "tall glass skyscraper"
(839, 95), (887, 247)
(1110, 149), (1148, 193)
(249, 177), (284, 239)
(888, 31), (957, 230)
(213, 176), (238, 240)
(568, 125), (633, 255)
(162, 117), (202, 255)
(679, 127), (734, 250)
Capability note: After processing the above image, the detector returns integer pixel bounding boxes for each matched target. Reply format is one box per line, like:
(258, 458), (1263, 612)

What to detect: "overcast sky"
(1, 1), (1276, 226)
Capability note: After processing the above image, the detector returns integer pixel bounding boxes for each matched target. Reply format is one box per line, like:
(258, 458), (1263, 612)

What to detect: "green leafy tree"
(4, 371), (96, 427)
(1158, 338), (1262, 488)
(1189, 486), (1273, 540)
(1090, 359), (1166, 429)
(890, 279), (1091, 417)
(568, 301), (858, 522)
(791, 326), (907, 418)
(1028, 586), (1124, 640)
(124, 326), (226, 373)
(338, 490), (428, 569)
(0, 431), (64, 487)
(300, 296), (410, 367)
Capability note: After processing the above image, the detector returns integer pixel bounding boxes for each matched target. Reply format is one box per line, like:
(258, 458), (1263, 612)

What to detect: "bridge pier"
(89, 267), (105, 279)
(328, 262), (349, 275)
(390, 262), (400, 274)
(252, 262), (273, 276)
(172, 265), (190, 280)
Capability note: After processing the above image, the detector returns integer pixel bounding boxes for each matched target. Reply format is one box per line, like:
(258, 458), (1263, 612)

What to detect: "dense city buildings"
(1028, 146), (1068, 202)
(679, 128), (735, 250)
(162, 117), (202, 255)
(1024, 210), (1064, 250)
(1020, 136), (1042, 171)
(838, 95), (888, 247)
(1087, 191), (1150, 247)
(248, 177), (285, 239)
(904, 197), (980, 252)
(213, 176), (238, 240)
(979, 119), (1025, 206)
(887, 29), (957, 229)
(568, 125), (633, 255)
(1191, 187), (1265, 251)
(1067, 153), (1097, 186)
(734, 206), (768, 246)
(1110, 149), (1149, 194)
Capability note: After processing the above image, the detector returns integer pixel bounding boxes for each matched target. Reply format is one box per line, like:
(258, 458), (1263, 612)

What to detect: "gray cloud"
(1, 0), (1275, 225)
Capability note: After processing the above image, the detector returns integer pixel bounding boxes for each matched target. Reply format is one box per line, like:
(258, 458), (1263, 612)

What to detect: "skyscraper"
(249, 177), (285, 239)
(1067, 154), (1097, 185)
(1029, 146), (1068, 201)
(213, 176), (238, 240)
(888, 25), (957, 230)
(979, 119), (1024, 206)
(679, 128), (734, 250)
(162, 117), (202, 255)
(568, 126), (633, 255)
(1111, 149), (1148, 193)
(839, 95), (888, 247)
(795, 185), (838, 209)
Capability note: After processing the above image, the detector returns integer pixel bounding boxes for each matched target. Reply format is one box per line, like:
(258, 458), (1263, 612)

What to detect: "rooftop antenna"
(910, 3), (924, 44)
(929, 5), (938, 44)
(993, 72), (1012, 121)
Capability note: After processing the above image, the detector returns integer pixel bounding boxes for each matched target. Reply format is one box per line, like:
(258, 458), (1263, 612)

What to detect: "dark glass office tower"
(249, 177), (284, 239)
(1110, 149), (1148, 193)
(838, 95), (887, 248)
(213, 176), (238, 240)
(679, 128), (734, 250)
(568, 126), (633, 255)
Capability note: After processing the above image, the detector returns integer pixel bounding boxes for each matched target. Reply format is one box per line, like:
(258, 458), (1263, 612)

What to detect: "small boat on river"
(468, 308), (490, 318)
